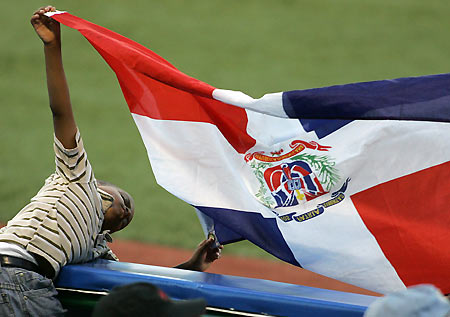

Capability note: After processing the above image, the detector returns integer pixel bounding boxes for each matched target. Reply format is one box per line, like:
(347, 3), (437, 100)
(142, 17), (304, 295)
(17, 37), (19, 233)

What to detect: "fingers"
(190, 237), (213, 261)
(33, 5), (56, 15)
(212, 248), (222, 260)
(206, 244), (223, 262)
(31, 5), (61, 44)
(31, 6), (56, 24)
(195, 236), (223, 261)
(195, 237), (212, 252)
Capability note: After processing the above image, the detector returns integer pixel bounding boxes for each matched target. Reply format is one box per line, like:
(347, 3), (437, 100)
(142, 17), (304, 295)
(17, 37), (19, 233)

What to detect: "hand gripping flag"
(47, 11), (450, 294)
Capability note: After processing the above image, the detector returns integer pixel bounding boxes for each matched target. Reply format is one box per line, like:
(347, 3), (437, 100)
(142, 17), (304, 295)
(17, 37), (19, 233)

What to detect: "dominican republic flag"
(48, 11), (450, 294)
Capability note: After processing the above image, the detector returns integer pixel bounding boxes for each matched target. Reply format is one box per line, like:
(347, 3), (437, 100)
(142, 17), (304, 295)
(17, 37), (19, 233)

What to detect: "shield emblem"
(263, 161), (327, 208)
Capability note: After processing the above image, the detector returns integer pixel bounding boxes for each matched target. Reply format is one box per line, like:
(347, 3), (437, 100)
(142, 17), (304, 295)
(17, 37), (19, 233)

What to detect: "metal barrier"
(55, 259), (377, 317)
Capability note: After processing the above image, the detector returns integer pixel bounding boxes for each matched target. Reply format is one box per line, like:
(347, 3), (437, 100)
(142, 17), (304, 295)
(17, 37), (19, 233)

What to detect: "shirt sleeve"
(53, 129), (92, 183)
(92, 231), (119, 261)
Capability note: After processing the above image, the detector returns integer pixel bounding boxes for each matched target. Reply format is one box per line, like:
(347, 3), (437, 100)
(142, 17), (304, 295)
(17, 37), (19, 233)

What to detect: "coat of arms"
(246, 140), (340, 210)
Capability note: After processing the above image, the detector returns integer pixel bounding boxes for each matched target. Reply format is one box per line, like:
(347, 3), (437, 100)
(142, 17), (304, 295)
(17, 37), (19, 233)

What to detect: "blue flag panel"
(282, 73), (450, 123)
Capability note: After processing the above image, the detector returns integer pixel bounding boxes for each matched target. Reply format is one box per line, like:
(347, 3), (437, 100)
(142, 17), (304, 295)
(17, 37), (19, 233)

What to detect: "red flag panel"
(352, 161), (450, 293)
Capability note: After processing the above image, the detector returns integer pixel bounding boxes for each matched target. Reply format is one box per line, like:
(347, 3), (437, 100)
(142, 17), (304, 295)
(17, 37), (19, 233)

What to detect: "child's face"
(101, 185), (135, 233)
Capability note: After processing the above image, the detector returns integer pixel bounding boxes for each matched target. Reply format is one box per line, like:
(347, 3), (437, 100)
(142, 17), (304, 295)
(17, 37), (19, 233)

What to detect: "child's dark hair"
(97, 180), (134, 210)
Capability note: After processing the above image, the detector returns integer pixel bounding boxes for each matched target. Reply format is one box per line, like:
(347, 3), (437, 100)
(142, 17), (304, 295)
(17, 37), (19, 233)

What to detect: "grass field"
(1, 0), (449, 259)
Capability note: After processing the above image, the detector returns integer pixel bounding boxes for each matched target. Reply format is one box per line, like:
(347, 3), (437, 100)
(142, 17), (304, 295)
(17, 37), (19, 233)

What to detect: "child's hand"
(175, 237), (223, 272)
(30, 6), (60, 45)
(186, 237), (223, 272)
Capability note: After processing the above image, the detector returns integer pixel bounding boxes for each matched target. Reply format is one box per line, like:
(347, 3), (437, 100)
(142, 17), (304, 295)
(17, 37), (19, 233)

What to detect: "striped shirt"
(0, 130), (117, 277)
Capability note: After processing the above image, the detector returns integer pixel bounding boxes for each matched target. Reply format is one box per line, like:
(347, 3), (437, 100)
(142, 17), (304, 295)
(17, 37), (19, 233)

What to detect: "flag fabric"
(48, 11), (450, 294)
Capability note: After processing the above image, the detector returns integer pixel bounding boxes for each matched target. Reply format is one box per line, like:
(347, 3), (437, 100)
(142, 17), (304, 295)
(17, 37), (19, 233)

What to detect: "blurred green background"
(1, 0), (449, 259)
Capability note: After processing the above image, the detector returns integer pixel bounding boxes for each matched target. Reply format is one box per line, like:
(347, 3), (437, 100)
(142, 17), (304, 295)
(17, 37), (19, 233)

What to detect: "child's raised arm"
(31, 6), (77, 149)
